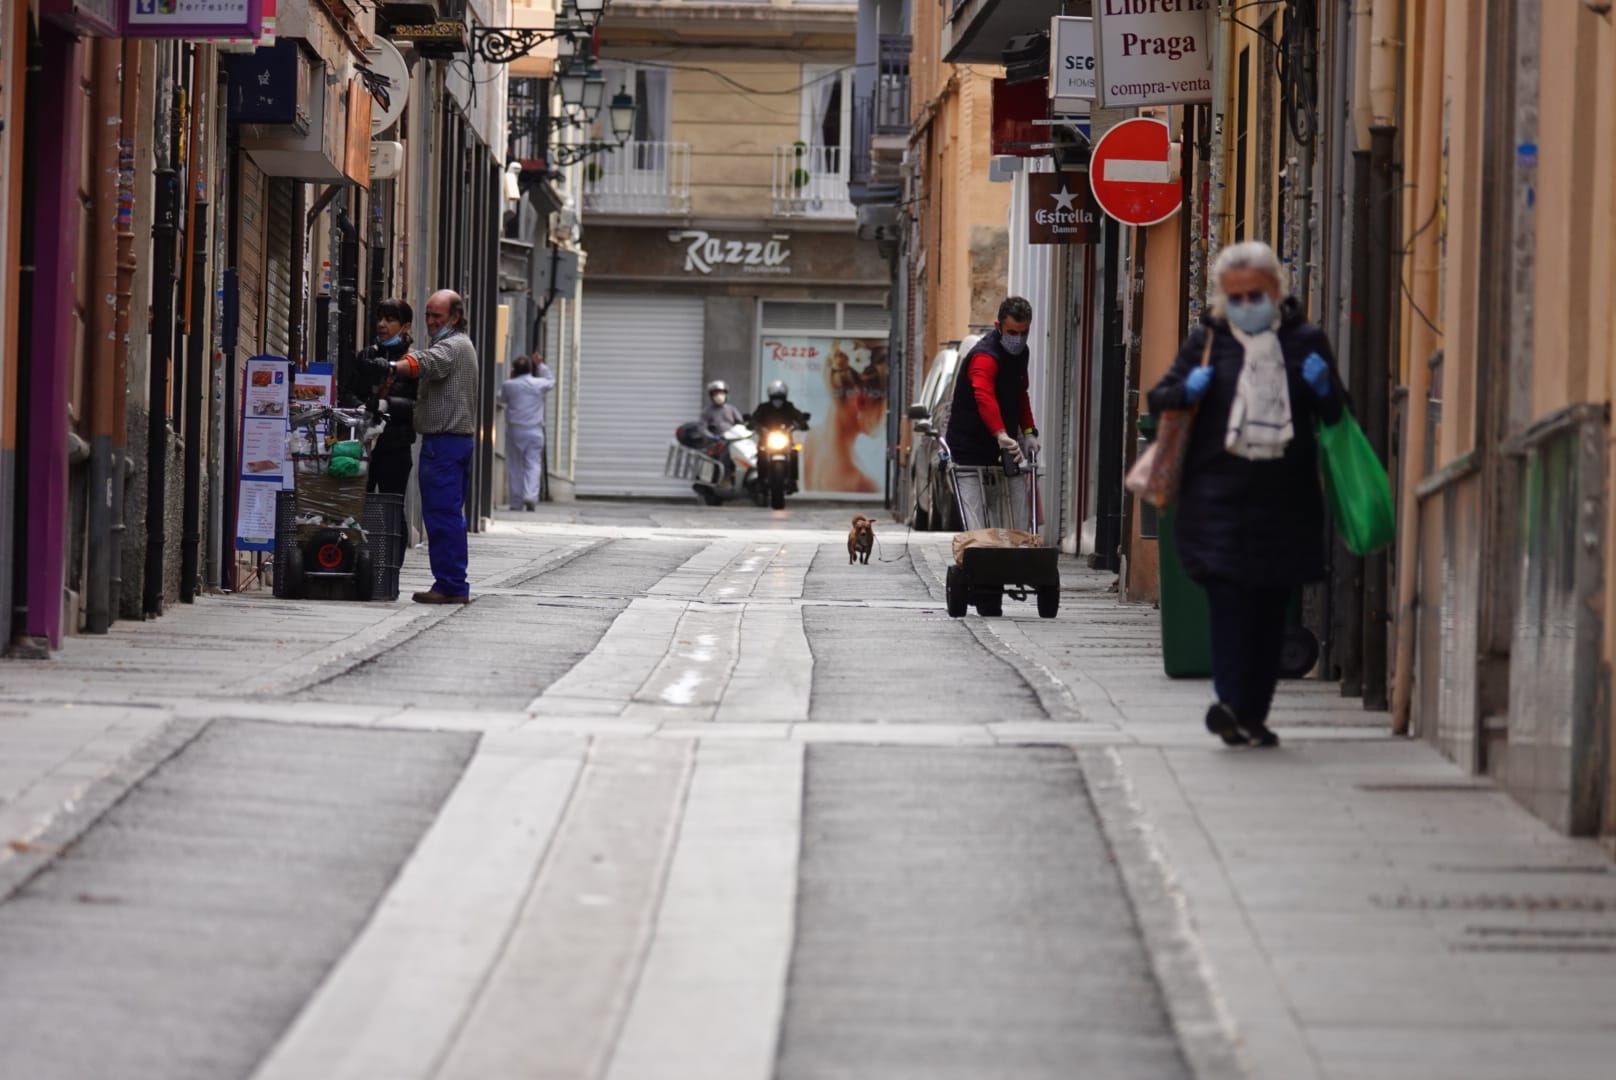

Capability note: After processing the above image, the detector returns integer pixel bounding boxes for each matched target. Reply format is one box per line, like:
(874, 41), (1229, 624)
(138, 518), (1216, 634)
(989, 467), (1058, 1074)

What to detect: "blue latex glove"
(1184, 366), (1213, 403)
(1303, 353), (1332, 398)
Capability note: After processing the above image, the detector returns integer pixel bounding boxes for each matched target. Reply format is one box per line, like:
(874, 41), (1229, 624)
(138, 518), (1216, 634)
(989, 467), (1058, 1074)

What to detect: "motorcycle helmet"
(766, 379), (789, 406)
(706, 379), (728, 405)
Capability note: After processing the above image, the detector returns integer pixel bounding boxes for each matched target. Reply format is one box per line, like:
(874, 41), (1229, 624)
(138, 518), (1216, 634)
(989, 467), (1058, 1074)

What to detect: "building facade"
(577, 0), (892, 499)
(1, 0), (525, 653)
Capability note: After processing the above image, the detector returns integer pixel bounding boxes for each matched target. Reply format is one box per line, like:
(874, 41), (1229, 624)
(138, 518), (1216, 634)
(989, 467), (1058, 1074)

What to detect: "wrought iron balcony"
(581, 141), (692, 216)
(772, 144), (854, 219)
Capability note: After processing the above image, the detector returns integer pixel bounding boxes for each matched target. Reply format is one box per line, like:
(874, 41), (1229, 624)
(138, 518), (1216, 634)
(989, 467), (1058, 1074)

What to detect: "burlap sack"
(952, 528), (1043, 564)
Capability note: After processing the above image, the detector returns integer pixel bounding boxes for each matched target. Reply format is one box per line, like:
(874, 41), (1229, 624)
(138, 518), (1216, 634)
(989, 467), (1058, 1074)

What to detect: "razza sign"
(672, 231), (792, 276)
(1094, 0), (1214, 108)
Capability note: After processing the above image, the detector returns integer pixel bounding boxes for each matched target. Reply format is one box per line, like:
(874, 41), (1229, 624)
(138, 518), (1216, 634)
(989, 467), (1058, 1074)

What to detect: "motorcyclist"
(748, 379), (811, 435)
(748, 380), (811, 495)
(700, 379), (745, 441)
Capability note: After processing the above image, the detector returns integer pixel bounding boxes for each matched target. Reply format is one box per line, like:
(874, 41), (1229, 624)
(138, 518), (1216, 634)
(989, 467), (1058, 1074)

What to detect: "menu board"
(236, 356), (290, 552)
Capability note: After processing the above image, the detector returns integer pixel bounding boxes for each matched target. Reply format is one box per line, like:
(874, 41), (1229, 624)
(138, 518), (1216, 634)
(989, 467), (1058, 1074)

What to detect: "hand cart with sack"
(942, 439), (1060, 618)
(271, 403), (403, 602)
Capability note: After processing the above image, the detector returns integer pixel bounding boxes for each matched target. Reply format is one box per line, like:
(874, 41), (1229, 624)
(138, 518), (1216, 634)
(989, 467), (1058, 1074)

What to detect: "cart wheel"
(353, 549), (374, 602)
(280, 545), (306, 600)
(973, 589), (1003, 617)
(945, 565), (968, 618)
(1280, 624), (1320, 679)
(1036, 587), (1060, 619)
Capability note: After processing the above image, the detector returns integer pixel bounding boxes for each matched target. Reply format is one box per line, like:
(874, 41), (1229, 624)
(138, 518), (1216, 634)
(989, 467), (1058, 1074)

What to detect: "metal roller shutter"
(576, 292), (705, 497)
(263, 179), (297, 360)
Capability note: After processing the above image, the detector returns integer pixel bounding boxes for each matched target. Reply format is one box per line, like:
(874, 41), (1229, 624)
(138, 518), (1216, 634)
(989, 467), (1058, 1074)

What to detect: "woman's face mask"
(1225, 293), (1277, 334)
(381, 334), (403, 347)
(710, 391), (727, 406)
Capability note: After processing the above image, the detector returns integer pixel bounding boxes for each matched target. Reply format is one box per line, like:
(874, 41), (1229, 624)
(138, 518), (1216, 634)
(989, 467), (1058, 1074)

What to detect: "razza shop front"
(578, 225), (890, 498)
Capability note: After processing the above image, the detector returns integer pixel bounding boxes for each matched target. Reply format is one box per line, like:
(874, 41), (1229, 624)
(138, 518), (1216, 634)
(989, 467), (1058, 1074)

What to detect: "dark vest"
(944, 330), (1028, 466)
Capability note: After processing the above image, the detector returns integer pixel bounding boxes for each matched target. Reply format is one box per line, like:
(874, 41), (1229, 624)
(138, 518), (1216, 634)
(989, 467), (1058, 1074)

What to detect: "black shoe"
(1205, 702), (1246, 747)
(1240, 719), (1281, 748)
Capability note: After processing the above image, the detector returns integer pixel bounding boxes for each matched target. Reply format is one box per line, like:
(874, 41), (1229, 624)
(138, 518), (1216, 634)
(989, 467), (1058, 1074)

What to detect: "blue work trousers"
(418, 433), (475, 597)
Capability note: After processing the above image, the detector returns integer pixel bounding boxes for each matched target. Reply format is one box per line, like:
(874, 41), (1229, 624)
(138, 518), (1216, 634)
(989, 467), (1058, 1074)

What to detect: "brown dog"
(848, 515), (874, 565)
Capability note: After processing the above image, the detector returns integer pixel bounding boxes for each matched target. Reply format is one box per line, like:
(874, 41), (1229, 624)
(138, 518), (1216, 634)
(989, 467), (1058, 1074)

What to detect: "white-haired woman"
(1146, 241), (1344, 748)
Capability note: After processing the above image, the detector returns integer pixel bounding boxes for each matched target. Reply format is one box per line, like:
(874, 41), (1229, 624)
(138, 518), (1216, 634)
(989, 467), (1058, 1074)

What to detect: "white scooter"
(690, 422), (761, 506)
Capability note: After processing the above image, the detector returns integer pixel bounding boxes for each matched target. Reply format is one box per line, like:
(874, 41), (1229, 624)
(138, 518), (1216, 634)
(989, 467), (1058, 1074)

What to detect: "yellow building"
(1396, 0), (1616, 839)
(573, 0), (893, 499)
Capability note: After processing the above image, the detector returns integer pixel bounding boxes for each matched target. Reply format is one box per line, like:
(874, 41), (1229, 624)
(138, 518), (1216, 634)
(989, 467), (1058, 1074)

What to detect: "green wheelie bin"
(1142, 417), (1321, 680)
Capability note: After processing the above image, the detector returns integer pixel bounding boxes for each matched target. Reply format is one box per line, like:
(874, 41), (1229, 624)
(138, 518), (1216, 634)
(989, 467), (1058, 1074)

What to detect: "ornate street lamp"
(569, 0), (607, 31)
(608, 86), (636, 142)
(557, 57), (587, 111)
(549, 84), (636, 167)
(472, 1), (607, 66)
(580, 60), (608, 119)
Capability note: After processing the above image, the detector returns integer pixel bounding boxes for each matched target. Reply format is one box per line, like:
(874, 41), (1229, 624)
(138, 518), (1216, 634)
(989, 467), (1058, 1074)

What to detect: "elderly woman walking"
(1146, 241), (1344, 748)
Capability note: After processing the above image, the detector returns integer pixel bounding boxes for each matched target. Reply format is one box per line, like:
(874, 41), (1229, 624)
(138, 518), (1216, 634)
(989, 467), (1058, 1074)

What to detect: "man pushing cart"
(939, 295), (1060, 619)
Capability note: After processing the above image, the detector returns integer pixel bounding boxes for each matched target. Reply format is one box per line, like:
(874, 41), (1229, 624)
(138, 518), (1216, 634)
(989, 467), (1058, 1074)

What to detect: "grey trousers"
(953, 465), (1029, 532)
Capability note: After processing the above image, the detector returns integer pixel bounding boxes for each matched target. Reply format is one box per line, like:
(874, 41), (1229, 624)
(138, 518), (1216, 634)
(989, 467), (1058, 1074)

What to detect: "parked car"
(906, 333), (981, 531)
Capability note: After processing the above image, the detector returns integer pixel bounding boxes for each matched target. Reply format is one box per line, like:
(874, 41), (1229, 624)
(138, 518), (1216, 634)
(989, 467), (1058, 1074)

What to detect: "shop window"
(757, 300), (892, 496)
(762, 301), (838, 332)
(842, 303), (892, 333)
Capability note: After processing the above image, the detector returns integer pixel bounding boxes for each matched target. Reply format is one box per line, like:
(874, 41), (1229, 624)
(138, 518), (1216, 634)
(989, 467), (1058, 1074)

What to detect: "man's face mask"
(710, 391), (727, 405)
(432, 323), (454, 342)
(769, 395), (786, 407)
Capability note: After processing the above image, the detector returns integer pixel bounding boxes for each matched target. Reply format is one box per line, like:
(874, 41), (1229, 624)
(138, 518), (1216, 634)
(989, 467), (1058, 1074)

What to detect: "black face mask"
(769, 396), (786, 407)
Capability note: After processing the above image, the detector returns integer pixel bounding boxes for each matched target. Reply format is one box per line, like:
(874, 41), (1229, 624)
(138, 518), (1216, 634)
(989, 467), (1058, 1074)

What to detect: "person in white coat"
(499, 354), (556, 511)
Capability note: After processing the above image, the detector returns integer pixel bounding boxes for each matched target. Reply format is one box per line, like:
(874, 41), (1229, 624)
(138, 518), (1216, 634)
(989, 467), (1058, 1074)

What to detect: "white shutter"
(576, 292), (706, 497)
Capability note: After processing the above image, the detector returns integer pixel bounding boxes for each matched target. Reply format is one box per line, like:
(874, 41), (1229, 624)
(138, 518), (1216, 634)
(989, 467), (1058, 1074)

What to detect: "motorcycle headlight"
(765, 430), (790, 451)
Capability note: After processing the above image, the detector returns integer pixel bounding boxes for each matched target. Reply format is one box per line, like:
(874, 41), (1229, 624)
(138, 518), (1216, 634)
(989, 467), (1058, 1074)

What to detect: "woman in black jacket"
(344, 298), (419, 496)
(1146, 241), (1345, 748)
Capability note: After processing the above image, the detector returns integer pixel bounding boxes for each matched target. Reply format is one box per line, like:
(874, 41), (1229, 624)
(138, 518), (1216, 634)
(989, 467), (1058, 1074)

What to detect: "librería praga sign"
(1094, 0), (1213, 108)
(672, 230), (792, 276)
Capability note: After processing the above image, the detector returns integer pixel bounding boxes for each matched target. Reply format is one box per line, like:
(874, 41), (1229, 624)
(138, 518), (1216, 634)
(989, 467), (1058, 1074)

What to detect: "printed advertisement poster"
(240, 418), (286, 476)
(293, 367), (333, 408)
(757, 336), (889, 497)
(245, 357), (289, 418)
(235, 477), (279, 549)
(237, 356), (290, 553)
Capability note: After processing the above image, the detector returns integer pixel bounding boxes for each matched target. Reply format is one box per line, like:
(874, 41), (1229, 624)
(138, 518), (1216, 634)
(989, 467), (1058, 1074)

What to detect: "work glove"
(995, 430), (1024, 462)
(1184, 366), (1213, 403)
(1018, 431), (1041, 461)
(1302, 353), (1332, 398)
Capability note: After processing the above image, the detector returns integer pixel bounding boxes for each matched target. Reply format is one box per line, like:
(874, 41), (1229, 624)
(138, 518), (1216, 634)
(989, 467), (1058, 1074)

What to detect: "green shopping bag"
(1318, 411), (1395, 556)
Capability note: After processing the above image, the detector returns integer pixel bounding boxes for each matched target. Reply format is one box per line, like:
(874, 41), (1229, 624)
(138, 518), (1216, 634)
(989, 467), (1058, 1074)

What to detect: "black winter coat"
(343, 335), (418, 452)
(1145, 298), (1345, 588)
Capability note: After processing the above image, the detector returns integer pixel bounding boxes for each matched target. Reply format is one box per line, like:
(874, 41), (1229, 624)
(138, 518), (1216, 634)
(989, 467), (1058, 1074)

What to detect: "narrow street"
(4, 504), (1615, 1080)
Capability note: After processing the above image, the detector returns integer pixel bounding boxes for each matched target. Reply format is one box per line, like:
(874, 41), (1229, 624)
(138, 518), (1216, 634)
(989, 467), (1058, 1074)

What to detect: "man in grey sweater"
(391, 290), (480, 604)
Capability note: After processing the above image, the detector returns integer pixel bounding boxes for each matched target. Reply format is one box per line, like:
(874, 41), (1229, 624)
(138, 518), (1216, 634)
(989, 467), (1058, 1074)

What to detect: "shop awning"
(941, 0), (1063, 66)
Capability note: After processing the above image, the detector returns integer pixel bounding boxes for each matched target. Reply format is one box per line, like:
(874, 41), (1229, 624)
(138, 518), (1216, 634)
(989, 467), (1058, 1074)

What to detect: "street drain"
(1433, 864), (1611, 875)
(1374, 893), (1616, 913)
(1355, 781), (1496, 793)
(1454, 924), (1616, 954)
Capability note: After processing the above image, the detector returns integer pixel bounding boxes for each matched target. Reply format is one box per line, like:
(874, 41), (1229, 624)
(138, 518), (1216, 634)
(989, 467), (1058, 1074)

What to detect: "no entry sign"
(1088, 117), (1183, 227)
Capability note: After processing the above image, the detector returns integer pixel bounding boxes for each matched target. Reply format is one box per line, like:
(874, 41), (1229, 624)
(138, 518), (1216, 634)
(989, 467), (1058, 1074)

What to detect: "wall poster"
(236, 355), (290, 552)
(757, 335), (889, 497)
